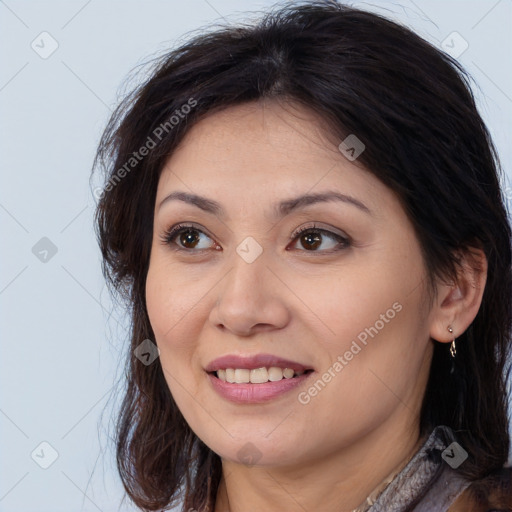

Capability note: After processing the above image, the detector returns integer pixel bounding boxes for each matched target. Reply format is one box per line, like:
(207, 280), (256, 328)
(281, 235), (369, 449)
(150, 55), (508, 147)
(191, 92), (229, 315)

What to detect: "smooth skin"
(145, 100), (486, 512)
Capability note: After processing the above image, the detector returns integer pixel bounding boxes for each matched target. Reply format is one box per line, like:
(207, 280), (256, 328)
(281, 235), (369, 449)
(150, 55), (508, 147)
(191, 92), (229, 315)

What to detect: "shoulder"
(448, 467), (512, 512)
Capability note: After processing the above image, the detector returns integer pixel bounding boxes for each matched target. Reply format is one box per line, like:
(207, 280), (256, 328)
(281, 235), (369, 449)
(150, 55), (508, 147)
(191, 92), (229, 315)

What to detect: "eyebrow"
(158, 190), (372, 219)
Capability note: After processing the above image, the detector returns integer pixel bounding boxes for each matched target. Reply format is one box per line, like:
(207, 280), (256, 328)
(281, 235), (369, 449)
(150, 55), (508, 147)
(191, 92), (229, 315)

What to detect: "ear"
(429, 247), (487, 343)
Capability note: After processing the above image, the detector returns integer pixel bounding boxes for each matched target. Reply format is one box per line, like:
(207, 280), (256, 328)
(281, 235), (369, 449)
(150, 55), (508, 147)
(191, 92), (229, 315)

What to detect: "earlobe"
(429, 247), (487, 344)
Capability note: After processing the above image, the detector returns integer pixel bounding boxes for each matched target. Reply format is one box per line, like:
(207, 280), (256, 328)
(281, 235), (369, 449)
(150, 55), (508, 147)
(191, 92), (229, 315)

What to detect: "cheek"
(300, 261), (430, 409)
(145, 255), (233, 424)
(296, 300), (430, 452)
(291, 257), (417, 350)
(145, 260), (203, 388)
(145, 257), (206, 344)
(146, 270), (205, 430)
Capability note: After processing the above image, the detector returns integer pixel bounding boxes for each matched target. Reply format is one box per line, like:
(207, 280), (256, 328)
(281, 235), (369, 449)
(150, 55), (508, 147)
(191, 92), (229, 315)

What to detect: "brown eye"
(162, 224), (218, 251)
(300, 231), (322, 250)
(291, 225), (351, 253)
(178, 229), (201, 249)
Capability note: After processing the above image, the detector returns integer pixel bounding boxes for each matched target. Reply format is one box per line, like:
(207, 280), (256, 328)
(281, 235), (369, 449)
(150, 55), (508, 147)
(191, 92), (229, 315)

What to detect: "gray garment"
(369, 426), (472, 512)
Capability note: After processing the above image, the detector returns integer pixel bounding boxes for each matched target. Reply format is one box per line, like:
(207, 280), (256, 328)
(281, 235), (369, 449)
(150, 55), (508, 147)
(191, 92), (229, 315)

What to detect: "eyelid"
(290, 222), (350, 241)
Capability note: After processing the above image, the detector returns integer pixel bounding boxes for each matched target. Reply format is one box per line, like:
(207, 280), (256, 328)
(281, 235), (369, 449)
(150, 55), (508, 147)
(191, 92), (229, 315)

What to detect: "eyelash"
(160, 222), (351, 254)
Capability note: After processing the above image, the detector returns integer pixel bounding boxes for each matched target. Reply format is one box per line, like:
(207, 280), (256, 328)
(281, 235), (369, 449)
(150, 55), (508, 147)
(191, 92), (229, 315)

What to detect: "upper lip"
(205, 353), (314, 373)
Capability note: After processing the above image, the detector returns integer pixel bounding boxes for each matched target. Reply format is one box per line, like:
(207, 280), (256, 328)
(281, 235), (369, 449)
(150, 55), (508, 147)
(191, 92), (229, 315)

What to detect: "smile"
(207, 367), (315, 404)
(214, 367), (310, 384)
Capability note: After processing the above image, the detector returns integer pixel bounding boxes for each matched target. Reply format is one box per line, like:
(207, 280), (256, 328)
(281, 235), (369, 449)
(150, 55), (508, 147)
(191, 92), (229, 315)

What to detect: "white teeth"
(250, 367), (269, 383)
(283, 368), (295, 379)
(215, 366), (307, 384)
(234, 369), (250, 383)
(268, 366), (284, 381)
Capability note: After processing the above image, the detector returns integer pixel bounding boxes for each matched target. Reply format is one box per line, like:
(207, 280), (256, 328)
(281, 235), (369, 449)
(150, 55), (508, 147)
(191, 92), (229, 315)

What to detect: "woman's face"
(146, 100), (435, 467)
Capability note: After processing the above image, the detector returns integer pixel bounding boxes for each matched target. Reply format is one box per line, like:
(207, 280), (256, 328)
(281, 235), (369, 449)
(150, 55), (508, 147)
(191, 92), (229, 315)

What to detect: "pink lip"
(205, 353), (313, 373)
(204, 353), (315, 404)
(207, 371), (313, 404)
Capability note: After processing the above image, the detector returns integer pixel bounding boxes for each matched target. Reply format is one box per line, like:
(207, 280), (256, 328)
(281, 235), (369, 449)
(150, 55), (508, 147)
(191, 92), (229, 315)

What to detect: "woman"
(93, 1), (512, 511)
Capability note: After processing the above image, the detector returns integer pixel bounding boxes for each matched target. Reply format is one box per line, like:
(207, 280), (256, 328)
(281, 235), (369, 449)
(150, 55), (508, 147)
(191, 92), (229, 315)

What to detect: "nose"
(209, 254), (290, 337)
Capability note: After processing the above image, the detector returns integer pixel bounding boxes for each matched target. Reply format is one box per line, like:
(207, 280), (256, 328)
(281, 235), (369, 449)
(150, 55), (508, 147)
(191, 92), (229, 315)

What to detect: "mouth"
(204, 353), (315, 403)
(208, 367), (314, 384)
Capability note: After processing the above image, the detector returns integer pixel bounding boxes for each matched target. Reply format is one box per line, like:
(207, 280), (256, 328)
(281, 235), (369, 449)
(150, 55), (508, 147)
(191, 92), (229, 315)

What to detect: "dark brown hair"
(93, 2), (512, 510)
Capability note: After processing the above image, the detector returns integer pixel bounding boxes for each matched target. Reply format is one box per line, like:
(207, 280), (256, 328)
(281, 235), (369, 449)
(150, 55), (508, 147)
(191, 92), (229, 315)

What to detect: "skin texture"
(145, 100), (487, 512)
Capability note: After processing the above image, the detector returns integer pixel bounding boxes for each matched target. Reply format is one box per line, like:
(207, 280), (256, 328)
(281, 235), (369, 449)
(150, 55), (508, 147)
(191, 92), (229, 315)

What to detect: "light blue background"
(1, 1), (511, 511)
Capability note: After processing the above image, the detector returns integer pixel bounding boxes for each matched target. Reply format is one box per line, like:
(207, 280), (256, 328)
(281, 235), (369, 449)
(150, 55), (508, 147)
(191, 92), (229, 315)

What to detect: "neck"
(214, 420), (425, 512)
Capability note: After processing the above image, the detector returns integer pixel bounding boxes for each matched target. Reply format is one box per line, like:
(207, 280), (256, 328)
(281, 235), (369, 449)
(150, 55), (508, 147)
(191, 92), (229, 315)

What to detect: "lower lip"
(207, 371), (314, 404)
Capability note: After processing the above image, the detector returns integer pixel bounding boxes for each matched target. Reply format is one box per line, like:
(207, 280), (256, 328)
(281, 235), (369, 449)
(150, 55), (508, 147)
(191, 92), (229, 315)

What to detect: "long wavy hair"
(93, 2), (512, 510)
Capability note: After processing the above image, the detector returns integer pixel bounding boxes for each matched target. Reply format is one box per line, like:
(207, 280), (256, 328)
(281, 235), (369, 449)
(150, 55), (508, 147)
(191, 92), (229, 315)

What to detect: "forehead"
(168, 100), (341, 167)
(155, 100), (396, 222)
